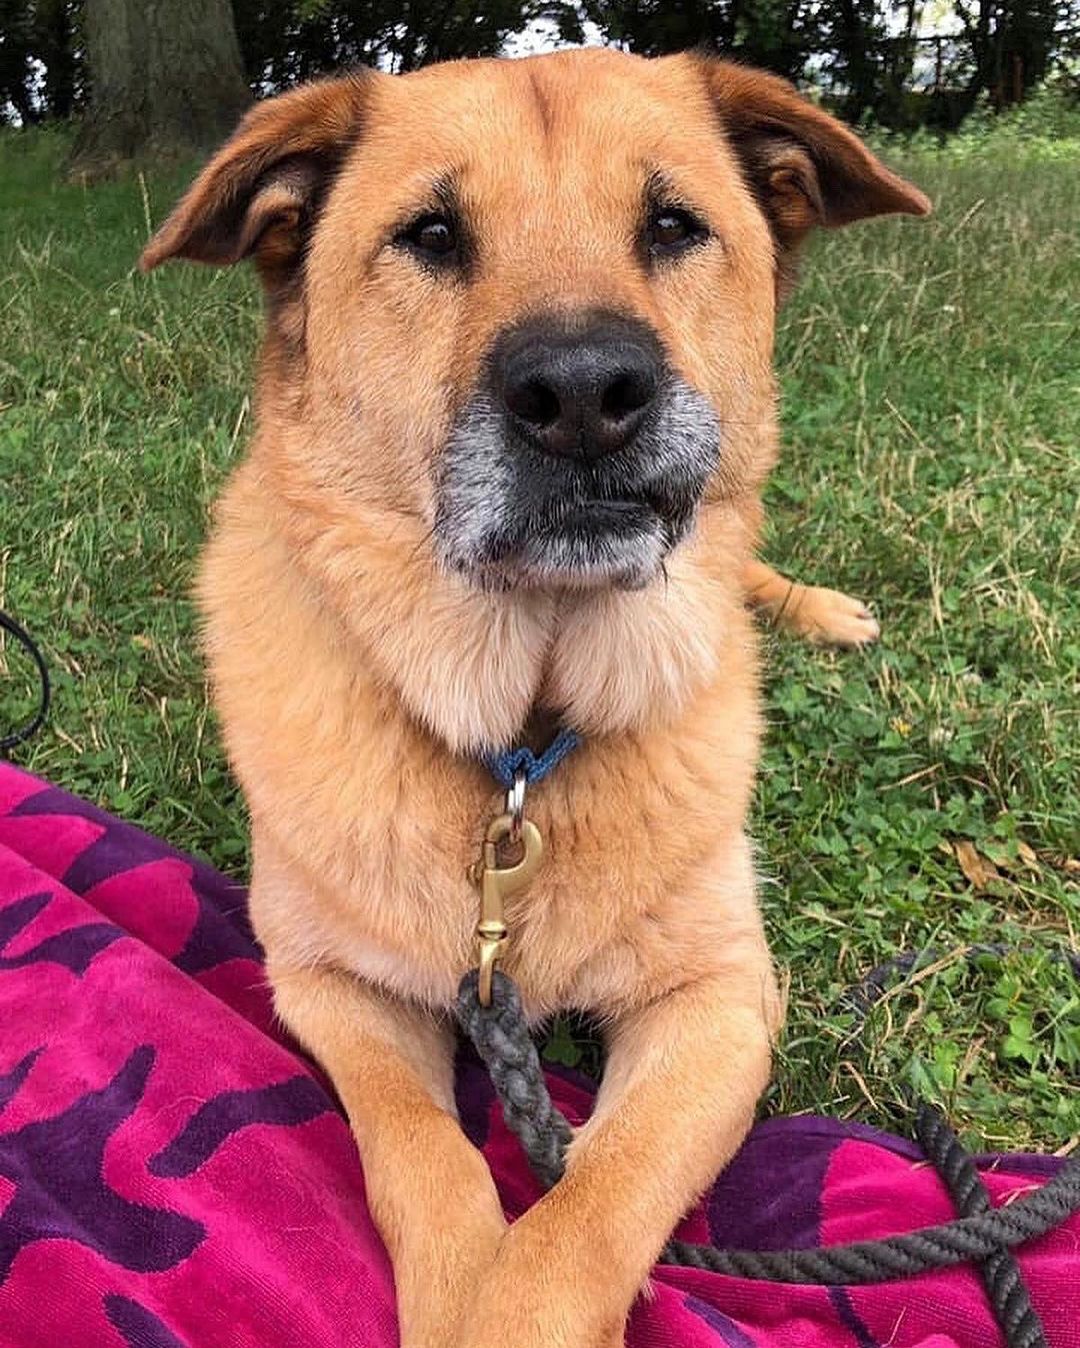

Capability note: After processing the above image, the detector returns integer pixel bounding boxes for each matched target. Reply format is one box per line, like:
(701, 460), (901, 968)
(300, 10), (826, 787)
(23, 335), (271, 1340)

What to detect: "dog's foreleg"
(270, 964), (507, 1348)
(742, 557), (880, 646)
(453, 950), (778, 1348)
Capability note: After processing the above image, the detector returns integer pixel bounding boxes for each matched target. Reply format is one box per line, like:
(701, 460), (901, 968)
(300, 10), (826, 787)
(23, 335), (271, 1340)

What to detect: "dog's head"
(143, 51), (927, 593)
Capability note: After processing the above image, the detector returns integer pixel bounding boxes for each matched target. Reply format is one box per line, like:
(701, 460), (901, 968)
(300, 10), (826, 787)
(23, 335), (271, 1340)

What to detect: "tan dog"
(142, 49), (927, 1348)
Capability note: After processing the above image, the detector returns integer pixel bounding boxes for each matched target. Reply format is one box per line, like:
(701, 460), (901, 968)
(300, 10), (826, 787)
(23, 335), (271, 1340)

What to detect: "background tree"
(818, 0), (892, 123)
(35, 0), (78, 117)
(233, 0), (583, 83)
(70, 0), (251, 174)
(581, 0), (817, 80)
(1, 0), (1078, 139)
(0, 0), (37, 123)
(951, 0), (1064, 116)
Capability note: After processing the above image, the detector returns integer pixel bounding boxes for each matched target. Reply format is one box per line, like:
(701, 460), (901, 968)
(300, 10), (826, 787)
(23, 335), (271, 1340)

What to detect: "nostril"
(493, 320), (666, 460)
(507, 378), (561, 429)
(601, 372), (656, 424)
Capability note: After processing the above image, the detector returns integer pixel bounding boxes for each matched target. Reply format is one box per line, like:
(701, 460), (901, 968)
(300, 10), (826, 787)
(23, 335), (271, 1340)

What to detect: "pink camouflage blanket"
(0, 759), (1077, 1348)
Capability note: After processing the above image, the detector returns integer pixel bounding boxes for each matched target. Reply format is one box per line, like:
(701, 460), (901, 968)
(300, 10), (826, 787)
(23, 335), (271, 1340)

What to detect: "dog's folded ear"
(138, 74), (370, 277)
(701, 59), (929, 290)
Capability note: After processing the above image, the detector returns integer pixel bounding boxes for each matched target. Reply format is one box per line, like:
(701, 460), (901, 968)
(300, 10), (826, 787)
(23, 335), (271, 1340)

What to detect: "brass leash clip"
(474, 804), (543, 1008)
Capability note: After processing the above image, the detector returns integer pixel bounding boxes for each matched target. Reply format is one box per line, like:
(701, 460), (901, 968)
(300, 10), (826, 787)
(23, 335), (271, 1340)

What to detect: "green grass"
(2, 119), (1078, 1152)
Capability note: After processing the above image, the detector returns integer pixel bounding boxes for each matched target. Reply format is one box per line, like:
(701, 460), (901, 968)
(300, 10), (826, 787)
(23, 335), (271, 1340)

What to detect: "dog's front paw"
(454, 1308), (623, 1348)
(450, 1220), (627, 1348)
(396, 1205), (507, 1348)
(784, 584), (880, 648)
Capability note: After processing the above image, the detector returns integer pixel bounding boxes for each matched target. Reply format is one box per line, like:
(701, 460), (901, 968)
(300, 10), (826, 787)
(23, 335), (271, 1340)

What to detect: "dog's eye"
(647, 207), (707, 258)
(400, 213), (457, 260)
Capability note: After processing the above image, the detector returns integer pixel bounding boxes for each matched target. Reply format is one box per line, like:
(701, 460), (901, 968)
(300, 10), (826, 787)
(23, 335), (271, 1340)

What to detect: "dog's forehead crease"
(360, 50), (717, 210)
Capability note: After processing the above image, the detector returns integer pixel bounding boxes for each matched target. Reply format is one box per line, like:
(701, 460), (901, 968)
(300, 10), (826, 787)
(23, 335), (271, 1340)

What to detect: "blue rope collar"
(480, 728), (581, 790)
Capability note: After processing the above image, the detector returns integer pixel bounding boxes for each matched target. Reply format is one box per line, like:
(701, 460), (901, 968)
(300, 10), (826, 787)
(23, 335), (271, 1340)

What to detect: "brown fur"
(143, 49), (928, 1348)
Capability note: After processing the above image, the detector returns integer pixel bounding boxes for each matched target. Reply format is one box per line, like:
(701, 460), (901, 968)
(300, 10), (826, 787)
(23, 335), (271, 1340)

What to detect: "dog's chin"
(449, 500), (674, 592)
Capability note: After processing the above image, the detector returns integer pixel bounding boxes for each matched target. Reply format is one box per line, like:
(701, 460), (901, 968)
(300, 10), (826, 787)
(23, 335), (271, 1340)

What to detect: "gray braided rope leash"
(456, 967), (1080, 1347)
(658, 1153), (1080, 1281)
(915, 1102), (1048, 1348)
(456, 970), (572, 1190)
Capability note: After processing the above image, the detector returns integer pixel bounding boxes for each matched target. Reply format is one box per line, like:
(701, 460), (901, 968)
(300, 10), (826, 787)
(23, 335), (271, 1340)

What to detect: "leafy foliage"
(234, 0), (584, 84)
(2, 1), (1079, 131)
(580, 0), (814, 79)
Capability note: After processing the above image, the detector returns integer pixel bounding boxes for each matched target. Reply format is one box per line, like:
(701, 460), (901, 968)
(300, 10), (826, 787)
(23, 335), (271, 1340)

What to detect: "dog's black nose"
(494, 317), (663, 461)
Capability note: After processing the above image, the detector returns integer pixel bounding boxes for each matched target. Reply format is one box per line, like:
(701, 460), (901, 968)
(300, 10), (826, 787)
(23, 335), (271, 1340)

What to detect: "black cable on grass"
(839, 942), (1080, 1018)
(0, 609), (51, 752)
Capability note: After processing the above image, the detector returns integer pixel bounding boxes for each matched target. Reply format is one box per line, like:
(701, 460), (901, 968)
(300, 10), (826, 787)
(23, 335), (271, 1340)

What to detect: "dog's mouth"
(478, 496), (674, 590)
(434, 381), (720, 592)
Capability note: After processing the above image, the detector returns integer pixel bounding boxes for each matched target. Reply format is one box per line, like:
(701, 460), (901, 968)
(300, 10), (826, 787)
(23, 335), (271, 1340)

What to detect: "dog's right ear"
(139, 75), (370, 279)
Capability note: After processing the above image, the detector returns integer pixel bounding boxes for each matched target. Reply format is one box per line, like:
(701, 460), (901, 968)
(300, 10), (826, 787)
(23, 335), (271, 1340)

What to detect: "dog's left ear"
(701, 60), (930, 293)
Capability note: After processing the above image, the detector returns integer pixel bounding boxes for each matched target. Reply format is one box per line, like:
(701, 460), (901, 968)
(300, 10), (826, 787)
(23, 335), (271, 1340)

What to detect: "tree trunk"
(70, 0), (252, 176)
(37, 0), (79, 119)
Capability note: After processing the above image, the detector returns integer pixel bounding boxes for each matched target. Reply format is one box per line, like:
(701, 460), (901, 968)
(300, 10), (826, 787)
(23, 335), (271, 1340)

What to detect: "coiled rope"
(457, 964), (1080, 1348)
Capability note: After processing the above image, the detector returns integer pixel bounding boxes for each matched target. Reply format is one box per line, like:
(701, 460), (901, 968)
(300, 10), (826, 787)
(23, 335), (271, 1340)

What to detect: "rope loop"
(456, 964), (1080, 1348)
